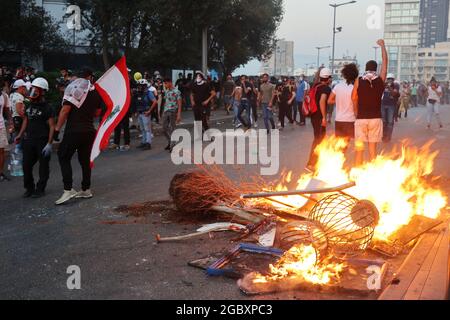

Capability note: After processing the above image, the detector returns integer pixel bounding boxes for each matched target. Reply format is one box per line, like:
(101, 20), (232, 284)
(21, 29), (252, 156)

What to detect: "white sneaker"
(55, 189), (78, 205)
(76, 189), (93, 199)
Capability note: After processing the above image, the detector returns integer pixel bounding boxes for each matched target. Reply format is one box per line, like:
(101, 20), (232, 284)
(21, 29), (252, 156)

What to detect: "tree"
(0, 0), (68, 61)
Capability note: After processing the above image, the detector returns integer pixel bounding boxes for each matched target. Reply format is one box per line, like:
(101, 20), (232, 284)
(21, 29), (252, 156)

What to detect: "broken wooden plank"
(378, 228), (442, 300)
(403, 230), (445, 300)
(419, 223), (449, 300)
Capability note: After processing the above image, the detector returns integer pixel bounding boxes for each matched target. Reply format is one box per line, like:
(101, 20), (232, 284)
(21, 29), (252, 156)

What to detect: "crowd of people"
(1, 41), (449, 198)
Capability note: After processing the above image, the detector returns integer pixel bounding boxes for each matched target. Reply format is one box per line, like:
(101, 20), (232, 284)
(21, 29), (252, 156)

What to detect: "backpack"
(302, 83), (325, 116)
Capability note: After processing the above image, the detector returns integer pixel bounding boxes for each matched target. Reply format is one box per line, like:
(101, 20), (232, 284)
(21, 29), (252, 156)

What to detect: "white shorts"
(355, 119), (383, 144)
(0, 125), (8, 149)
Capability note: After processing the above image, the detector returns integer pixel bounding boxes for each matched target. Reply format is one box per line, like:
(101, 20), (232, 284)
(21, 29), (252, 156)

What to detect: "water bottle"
(9, 145), (24, 177)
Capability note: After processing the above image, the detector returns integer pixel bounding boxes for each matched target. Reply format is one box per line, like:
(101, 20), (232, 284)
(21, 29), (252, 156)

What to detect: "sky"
(234, 0), (385, 75)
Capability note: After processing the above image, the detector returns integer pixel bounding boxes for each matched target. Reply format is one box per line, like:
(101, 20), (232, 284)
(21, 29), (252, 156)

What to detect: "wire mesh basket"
(309, 193), (379, 259)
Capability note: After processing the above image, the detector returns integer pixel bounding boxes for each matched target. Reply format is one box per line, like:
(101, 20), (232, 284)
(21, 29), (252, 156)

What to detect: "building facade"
(419, 0), (450, 48)
(328, 55), (359, 79)
(416, 41), (450, 82)
(384, 0), (420, 81)
(260, 40), (295, 76)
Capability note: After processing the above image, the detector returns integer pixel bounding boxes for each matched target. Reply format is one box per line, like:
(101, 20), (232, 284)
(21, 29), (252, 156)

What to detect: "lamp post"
(330, 1), (357, 78)
(316, 46), (331, 69)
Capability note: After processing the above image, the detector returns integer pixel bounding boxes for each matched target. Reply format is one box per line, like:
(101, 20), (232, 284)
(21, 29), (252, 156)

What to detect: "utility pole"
(316, 46), (331, 69)
(202, 27), (208, 75)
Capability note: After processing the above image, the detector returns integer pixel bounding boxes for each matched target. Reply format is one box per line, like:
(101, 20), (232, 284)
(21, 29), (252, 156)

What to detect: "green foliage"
(0, 0), (68, 58)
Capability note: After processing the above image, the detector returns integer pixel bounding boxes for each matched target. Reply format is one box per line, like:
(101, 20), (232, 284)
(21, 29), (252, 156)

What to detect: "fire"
(254, 136), (447, 241)
(253, 244), (345, 285)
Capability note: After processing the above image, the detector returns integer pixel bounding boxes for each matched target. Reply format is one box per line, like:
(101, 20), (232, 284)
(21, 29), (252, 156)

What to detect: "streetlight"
(330, 1), (357, 78)
(316, 46), (331, 70)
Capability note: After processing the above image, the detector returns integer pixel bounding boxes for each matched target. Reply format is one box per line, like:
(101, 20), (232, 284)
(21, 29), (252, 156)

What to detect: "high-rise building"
(384, 0), (421, 81)
(419, 0), (450, 48)
(416, 41), (450, 82)
(260, 40), (295, 76)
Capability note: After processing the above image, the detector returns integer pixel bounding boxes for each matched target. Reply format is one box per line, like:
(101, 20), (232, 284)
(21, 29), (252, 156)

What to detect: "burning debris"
(160, 137), (447, 297)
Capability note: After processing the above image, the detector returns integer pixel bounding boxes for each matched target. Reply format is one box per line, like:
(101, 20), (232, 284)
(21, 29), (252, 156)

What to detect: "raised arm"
(378, 39), (388, 82)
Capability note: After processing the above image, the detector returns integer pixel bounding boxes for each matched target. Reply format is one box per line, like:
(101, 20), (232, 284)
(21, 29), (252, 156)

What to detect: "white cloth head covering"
(63, 78), (93, 109)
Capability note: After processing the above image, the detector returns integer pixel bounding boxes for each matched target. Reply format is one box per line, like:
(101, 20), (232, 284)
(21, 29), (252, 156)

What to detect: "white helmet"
(319, 68), (332, 78)
(13, 79), (26, 89)
(31, 77), (49, 91)
(387, 73), (395, 79)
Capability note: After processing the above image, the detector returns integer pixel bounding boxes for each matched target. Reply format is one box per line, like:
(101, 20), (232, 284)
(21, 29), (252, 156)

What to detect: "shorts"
(335, 121), (355, 139)
(0, 125), (8, 149)
(355, 119), (383, 144)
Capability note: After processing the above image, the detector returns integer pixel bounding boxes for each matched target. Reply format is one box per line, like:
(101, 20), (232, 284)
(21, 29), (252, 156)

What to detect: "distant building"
(384, 0), (420, 82)
(416, 41), (450, 83)
(329, 55), (359, 79)
(419, 0), (450, 48)
(260, 40), (295, 76)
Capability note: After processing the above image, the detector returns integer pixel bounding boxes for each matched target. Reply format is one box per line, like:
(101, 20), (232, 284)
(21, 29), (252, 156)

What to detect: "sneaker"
(299, 122), (306, 126)
(0, 174), (10, 182)
(165, 144), (171, 151)
(76, 189), (93, 199)
(137, 143), (146, 149)
(142, 143), (152, 151)
(120, 145), (131, 152)
(55, 189), (78, 205)
(32, 190), (46, 198)
(254, 123), (258, 128)
(23, 189), (34, 198)
(235, 123), (242, 129)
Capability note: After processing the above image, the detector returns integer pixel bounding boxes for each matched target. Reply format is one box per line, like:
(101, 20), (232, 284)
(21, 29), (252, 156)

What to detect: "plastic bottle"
(9, 145), (24, 177)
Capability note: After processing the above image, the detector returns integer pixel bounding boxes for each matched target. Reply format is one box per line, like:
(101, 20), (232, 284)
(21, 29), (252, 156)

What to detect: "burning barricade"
(160, 136), (447, 296)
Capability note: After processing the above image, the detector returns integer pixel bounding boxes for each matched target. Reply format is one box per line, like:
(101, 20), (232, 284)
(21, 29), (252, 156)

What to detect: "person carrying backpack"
(304, 68), (332, 172)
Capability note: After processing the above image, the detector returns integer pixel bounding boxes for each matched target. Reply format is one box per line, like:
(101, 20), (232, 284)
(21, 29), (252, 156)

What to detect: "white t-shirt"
(0, 93), (10, 126)
(9, 92), (24, 118)
(332, 82), (356, 122)
(428, 86), (442, 102)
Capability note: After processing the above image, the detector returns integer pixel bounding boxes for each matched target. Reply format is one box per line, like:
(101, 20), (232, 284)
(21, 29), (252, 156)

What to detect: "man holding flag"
(54, 58), (131, 205)
(54, 68), (104, 205)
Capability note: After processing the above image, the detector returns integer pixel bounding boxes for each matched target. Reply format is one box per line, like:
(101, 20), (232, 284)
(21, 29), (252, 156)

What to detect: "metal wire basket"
(309, 193), (379, 259)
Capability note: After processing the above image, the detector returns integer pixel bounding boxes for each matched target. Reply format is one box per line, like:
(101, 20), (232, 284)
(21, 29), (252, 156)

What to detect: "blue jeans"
(262, 103), (275, 131)
(138, 114), (152, 145)
(232, 99), (241, 125)
(238, 99), (251, 128)
(381, 104), (395, 142)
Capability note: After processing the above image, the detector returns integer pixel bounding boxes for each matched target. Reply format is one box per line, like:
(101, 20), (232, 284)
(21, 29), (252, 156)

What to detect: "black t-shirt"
(357, 77), (385, 119)
(64, 89), (103, 134)
(24, 101), (53, 141)
(191, 82), (213, 106)
(314, 84), (332, 116)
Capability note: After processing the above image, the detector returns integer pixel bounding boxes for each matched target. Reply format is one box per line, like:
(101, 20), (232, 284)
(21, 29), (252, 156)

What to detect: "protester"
(0, 80), (12, 182)
(191, 71), (216, 139)
(183, 74), (193, 111)
(162, 78), (182, 152)
(231, 81), (243, 128)
(235, 75), (253, 131)
(426, 77), (443, 130)
(381, 74), (400, 143)
(249, 77), (259, 128)
(328, 63), (359, 144)
(277, 77), (296, 130)
(54, 68), (103, 205)
(410, 80), (418, 108)
(258, 73), (276, 134)
(352, 39), (388, 166)
(111, 105), (132, 152)
(398, 81), (411, 119)
(135, 79), (158, 150)
(296, 74), (309, 126)
(222, 74), (236, 115)
(288, 77), (297, 123)
(9, 80), (28, 141)
(305, 68), (332, 172)
(14, 78), (54, 197)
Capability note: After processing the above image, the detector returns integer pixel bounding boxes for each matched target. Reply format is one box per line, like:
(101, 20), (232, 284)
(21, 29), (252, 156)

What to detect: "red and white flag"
(90, 56), (131, 166)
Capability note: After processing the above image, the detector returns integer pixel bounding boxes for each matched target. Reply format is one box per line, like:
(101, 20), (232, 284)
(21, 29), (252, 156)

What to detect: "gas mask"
(29, 87), (41, 101)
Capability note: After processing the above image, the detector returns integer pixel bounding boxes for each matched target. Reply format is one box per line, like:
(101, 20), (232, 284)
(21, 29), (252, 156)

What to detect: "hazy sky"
(235, 0), (385, 74)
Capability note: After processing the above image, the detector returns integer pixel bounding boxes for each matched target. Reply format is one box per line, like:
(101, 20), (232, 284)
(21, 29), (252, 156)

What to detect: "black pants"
(298, 101), (306, 124)
(22, 139), (50, 192)
(114, 115), (130, 145)
(307, 112), (327, 167)
(58, 131), (96, 191)
(279, 102), (293, 128)
(193, 105), (209, 132)
(250, 100), (258, 123)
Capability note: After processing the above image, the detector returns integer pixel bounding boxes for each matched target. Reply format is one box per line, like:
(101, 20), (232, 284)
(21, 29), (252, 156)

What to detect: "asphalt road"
(1, 105), (449, 300)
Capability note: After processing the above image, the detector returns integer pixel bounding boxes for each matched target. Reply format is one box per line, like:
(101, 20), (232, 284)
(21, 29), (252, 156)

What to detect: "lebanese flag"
(90, 56), (131, 167)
